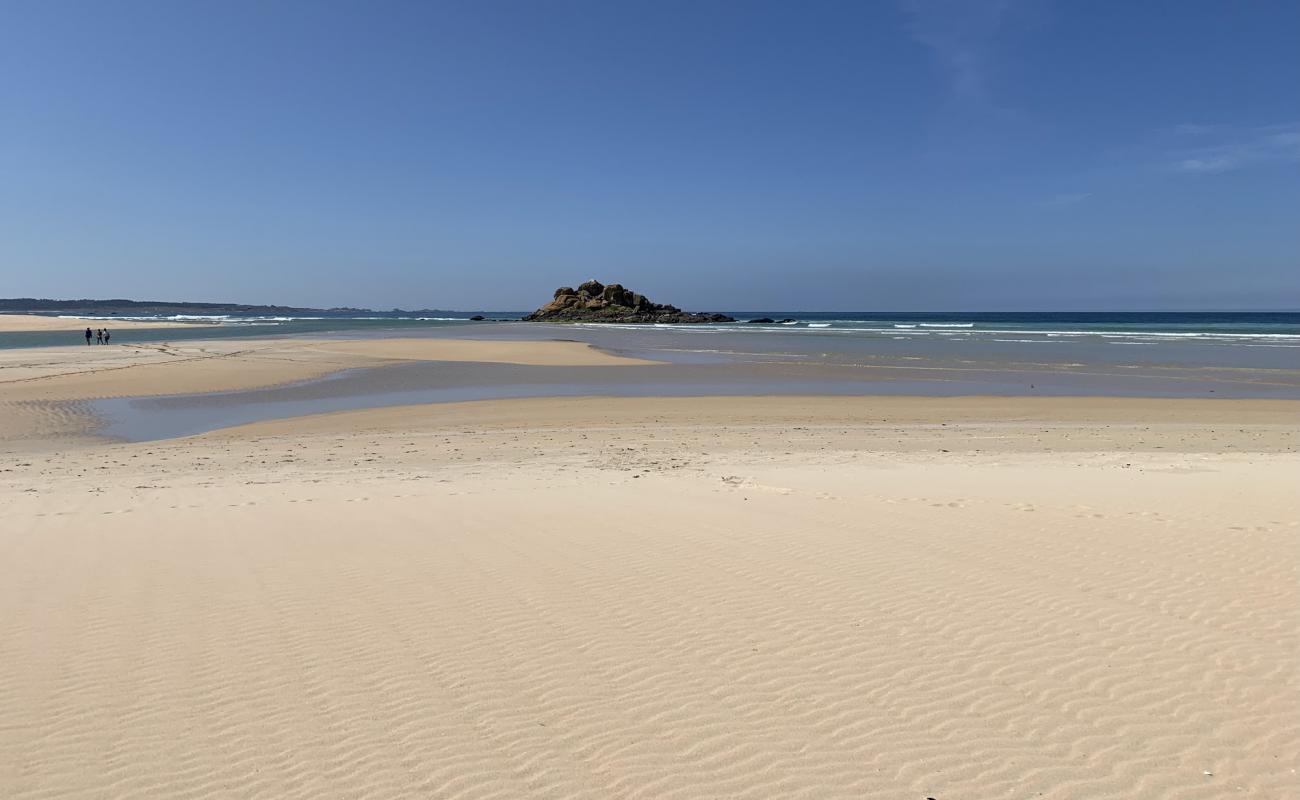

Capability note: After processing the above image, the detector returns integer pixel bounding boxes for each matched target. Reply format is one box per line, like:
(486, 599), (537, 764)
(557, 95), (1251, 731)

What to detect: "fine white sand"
(1, 341), (1296, 799)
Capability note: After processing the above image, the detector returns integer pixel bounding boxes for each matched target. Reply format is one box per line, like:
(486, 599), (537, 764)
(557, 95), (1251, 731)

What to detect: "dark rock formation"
(747, 317), (775, 324)
(469, 315), (485, 321)
(523, 281), (734, 323)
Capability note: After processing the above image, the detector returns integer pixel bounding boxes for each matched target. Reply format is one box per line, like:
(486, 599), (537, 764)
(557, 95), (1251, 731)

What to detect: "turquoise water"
(588, 311), (1300, 349)
(5, 311), (1298, 351)
(6, 310), (1298, 378)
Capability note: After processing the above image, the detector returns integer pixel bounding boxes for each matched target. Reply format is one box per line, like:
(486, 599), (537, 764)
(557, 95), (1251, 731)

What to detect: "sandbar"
(0, 313), (221, 332)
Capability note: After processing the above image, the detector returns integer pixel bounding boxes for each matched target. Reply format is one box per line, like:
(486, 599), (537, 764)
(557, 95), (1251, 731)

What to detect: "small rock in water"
(523, 280), (735, 323)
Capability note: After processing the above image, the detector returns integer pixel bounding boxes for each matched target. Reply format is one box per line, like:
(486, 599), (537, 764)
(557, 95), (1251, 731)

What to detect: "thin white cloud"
(901, 0), (1018, 102)
(1171, 123), (1300, 174)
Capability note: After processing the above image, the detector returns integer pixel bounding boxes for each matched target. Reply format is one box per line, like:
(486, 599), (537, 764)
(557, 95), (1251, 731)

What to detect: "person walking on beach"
(84, 327), (92, 345)
(96, 329), (103, 344)
(103, 328), (111, 345)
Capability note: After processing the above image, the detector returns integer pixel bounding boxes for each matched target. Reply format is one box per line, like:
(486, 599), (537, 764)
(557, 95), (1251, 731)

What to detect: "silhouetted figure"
(85, 327), (92, 345)
(96, 329), (103, 344)
(103, 329), (111, 345)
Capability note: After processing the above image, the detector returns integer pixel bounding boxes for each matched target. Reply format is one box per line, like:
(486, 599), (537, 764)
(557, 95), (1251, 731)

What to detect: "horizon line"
(3, 300), (1299, 316)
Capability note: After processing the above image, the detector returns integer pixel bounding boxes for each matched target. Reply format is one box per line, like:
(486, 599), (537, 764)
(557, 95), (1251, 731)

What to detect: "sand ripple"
(2, 450), (1295, 799)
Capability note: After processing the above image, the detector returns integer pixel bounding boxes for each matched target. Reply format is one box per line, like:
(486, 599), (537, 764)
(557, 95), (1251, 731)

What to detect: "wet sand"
(6, 329), (1299, 446)
(1, 335), (1297, 799)
(0, 338), (656, 448)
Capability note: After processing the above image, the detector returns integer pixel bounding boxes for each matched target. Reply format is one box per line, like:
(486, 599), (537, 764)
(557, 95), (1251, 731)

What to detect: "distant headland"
(523, 281), (735, 323)
(0, 298), (477, 318)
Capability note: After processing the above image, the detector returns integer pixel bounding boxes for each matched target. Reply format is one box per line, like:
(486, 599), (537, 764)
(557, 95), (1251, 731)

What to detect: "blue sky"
(1, 0), (1297, 311)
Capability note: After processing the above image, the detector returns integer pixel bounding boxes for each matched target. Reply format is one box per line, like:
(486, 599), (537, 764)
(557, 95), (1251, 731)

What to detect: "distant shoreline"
(0, 301), (496, 318)
(5, 298), (1298, 317)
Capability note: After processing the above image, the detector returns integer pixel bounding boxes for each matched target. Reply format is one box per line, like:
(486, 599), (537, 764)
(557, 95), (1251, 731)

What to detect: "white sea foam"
(56, 314), (274, 325)
(427, 316), (1300, 344)
(861, 326), (1300, 342)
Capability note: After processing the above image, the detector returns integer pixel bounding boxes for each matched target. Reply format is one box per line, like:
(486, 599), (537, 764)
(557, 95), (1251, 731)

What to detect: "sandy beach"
(0, 314), (224, 332)
(1, 337), (1297, 799)
(7, 1), (1297, 796)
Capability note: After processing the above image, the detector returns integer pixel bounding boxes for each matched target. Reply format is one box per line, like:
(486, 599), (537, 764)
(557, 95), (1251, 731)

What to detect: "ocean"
(3, 311), (1298, 352)
(17, 310), (1290, 441)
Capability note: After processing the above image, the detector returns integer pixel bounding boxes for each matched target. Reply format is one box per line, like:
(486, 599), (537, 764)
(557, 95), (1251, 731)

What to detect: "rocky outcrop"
(523, 280), (734, 323)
